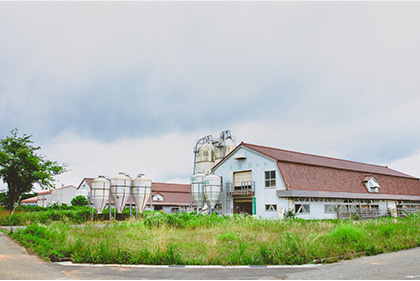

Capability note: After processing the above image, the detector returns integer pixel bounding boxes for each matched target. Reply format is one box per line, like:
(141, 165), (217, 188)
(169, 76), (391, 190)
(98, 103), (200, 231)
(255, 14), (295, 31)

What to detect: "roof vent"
(234, 151), (247, 160)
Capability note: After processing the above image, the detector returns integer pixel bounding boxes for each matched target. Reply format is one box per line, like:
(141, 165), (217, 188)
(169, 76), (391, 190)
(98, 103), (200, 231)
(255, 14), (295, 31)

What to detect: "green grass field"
(7, 211), (420, 265)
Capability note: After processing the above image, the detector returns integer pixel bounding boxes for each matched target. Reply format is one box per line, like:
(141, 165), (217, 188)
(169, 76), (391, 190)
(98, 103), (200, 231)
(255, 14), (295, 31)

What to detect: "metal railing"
(337, 207), (419, 220)
(226, 181), (255, 196)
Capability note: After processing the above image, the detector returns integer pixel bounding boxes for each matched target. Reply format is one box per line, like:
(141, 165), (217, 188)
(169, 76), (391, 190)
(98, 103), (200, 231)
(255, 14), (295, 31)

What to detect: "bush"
(329, 223), (367, 243)
(285, 209), (297, 219)
(71, 196), (89, 207)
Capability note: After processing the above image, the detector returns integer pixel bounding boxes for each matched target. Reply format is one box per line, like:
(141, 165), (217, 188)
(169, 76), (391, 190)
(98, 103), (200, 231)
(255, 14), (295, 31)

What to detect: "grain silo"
(132, 174), (152, 213)
(110, 172), (132, 213)
(91, 175), (110, 214)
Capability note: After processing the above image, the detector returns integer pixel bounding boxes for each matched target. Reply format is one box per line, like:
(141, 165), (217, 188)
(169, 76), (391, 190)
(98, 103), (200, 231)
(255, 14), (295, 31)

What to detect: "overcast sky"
(1, 2), (420, 191)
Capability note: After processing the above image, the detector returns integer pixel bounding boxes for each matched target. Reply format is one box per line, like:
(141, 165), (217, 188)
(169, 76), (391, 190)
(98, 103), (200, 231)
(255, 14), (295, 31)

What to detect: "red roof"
(21, 196), (38, 203)
(37, 189), (52, 195)
(151, 182), (190, 206)
(78, 178), (94, 189)
(239, 142), (420, 196)
(242, 143), (416, 179)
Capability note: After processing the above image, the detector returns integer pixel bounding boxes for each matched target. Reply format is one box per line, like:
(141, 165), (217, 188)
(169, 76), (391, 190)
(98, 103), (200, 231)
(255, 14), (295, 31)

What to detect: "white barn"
(37, 185), (77, 207)
(37, 190), (52, 207)
(50, 185), (77, 206)
(212, 142), (420, 219)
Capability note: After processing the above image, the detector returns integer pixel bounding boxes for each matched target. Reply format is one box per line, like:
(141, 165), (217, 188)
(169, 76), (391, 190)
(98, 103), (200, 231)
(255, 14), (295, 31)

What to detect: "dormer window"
(153, 194), (164, 201)
(362, 175), (380, 193)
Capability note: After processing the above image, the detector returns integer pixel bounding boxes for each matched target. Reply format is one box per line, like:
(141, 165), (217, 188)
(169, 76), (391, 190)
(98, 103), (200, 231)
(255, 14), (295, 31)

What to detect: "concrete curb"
(54, 261), (321, 269)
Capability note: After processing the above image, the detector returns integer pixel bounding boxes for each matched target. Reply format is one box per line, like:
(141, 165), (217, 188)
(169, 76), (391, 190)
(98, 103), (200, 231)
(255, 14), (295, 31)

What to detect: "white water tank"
(132, 174), (152, 213)
(110, 172), (132, 213)
(197, 142), (215, 174)
(91, 176), (110, 214)
(191, 173), (206, 209)
(203, 174), (222, 209)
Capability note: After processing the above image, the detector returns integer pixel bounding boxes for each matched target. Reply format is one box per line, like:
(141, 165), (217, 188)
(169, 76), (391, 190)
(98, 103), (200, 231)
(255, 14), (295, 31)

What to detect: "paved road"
(1, 229), (420, 280)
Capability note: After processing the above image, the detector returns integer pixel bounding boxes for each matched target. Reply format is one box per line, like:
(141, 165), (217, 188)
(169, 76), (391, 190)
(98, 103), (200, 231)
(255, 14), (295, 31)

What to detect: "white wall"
(37, 193), (51, 207)
(50, 186), (77, 205)
(214, 146), (287, 219)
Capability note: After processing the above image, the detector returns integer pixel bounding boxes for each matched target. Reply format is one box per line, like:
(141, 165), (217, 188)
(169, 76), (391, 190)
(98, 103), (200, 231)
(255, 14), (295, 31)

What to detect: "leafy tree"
(0, 129), (67, 210)
(71, 195), (89, 207)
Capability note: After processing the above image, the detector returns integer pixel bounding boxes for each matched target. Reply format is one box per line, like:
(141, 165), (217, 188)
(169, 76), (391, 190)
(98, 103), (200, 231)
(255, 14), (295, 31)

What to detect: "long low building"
(36, 185), (77, 207)
(212, 142), (420, 219)
(150, 182), (191, 213)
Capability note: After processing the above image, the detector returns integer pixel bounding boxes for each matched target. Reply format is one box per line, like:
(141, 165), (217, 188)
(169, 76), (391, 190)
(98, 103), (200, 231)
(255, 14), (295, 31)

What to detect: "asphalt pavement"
(1, 228), (420, 280)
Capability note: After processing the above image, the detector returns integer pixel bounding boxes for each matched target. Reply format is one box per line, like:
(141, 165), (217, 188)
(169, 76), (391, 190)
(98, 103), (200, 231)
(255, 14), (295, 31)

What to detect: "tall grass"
(10, 212), (420, 265)
(0, 205), (155, 226)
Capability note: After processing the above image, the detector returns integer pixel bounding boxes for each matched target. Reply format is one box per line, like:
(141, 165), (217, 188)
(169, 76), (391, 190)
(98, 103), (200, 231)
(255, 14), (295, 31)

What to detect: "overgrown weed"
(9, 212), (420, 266)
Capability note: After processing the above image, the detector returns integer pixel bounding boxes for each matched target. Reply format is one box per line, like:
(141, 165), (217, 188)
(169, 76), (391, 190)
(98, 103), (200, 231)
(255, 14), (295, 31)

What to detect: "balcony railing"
(226, 181), (255, 196)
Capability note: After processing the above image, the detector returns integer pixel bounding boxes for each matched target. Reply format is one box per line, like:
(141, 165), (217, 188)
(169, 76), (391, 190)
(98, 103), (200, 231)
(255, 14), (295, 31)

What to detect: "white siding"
(50, 186), (77, 205)
(214, 146), (287, 219)
(37, 193), (52, 207)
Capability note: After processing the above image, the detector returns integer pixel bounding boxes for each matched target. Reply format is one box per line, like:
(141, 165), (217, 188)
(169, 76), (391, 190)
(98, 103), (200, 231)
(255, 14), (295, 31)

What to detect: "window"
(265, 204), (277, 212)
(265, 171), (276, 188)
(295, 204), (310, 214)
(324, 204), (337, 214)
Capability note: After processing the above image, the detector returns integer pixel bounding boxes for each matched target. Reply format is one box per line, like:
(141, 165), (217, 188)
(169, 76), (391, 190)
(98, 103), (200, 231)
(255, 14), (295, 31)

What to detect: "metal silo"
(191, 173), (206, 209)
(91, 175), (110, 214)
(224, 137), (236, 156)
(110, 172), (132, 213)
(197, 142), (215, 174)
(214, 145), (225, 165)
(203, 174), (222, 210)
(132, 174), (152, 213)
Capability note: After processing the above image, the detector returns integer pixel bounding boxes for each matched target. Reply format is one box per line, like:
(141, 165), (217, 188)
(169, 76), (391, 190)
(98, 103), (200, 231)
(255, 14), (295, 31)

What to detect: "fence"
(337, 207), (419, 220)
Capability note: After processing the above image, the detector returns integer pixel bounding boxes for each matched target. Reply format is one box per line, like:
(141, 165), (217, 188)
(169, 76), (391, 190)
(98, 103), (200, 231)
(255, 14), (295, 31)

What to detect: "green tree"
(71, 195), (89, 206)
(0, 129), (67, 210)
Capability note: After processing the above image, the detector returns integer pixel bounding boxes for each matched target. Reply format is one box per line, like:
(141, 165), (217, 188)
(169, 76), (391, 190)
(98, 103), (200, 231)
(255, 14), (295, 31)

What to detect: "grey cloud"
(1, 1), (420, 174)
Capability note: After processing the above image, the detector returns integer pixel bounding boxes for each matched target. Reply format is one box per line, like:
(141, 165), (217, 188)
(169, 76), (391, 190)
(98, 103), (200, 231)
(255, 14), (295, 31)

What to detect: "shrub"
(71, 196), (89, 207)
(285, 209), (296, 219)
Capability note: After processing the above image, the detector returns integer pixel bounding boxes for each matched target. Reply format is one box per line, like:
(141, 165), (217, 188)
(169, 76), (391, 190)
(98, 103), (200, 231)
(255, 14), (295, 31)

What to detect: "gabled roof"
(241, 142), (416, 179)
(218, 142), (420, 197)
(78, 178), (94, 189)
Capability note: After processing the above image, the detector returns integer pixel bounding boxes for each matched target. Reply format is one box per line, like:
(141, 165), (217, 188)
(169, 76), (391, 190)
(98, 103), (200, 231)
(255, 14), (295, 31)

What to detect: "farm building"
(37, 189), (52, 207)
(36, 185), (77, 207)
(50, 185), (77, 206)
(77, 177), (94, 202)
(151, 182), (191, 213)
(21, 196), (37, 206)
(208, 142), (420, 219)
